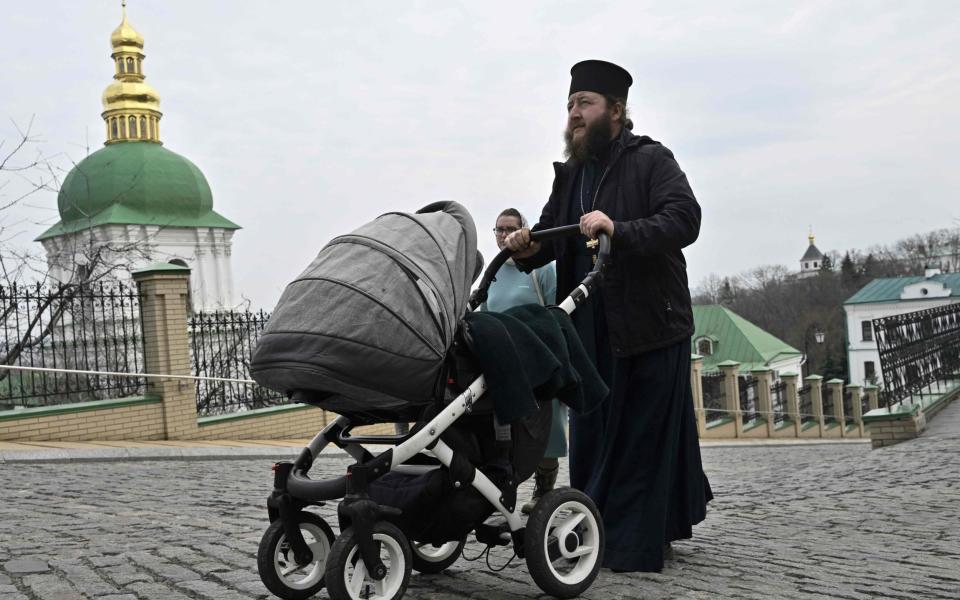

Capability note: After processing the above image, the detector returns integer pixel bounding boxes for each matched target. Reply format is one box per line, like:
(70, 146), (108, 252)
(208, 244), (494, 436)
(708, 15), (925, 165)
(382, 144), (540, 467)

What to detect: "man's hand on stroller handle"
(579, 211), (614, 240)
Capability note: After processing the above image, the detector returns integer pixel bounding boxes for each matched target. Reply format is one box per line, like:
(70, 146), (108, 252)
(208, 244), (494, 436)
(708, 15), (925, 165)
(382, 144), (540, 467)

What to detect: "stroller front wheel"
(257, 511), (335, 600)
(524, 488), (604, 599)
(326, 521), (412, 600)
(410, 537), (465, 574)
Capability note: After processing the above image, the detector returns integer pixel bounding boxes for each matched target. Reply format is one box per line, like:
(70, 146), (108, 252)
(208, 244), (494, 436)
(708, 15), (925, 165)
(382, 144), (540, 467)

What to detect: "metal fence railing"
(701, 372), (725, 420)
(739, 376), (759, 424)
(798, 384), (814, 424)
(873, 302), (960, 409)
(0, 283), (145, 409)
(189, 309), (286, 416)
(822, 388), (836, 423)
(842, 388), (855, 426)
(771, 380), (787, 425)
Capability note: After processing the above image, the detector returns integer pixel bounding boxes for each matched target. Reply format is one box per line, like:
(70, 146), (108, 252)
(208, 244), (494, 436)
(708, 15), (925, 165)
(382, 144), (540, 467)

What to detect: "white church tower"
(36, 4), (240, 310)
(798, 230), (825, 279)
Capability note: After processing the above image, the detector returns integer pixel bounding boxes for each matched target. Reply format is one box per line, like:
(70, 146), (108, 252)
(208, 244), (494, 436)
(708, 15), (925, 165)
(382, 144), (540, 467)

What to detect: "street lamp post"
(803, 324), (825, 377)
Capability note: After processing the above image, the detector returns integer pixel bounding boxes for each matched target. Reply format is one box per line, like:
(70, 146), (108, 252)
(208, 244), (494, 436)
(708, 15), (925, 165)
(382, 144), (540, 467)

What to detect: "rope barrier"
(0, 363), (255, 385)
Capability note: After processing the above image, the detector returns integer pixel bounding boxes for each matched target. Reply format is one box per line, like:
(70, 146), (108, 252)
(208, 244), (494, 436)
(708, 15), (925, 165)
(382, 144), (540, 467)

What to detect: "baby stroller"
(251, 202), (610, 600)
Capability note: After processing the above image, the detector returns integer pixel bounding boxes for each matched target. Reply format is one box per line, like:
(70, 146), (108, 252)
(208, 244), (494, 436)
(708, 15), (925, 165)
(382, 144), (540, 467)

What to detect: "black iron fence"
(842, 388), (855, 425)
(190, 310), (286, 416)
(822, 387), (836, 423)
(739, 376), (759, 424)
(771, 380), (787, 424)
(701, 372), (726, 420)
(873, 302), (960, 409)
(0, 283), (145, 409)
(798, 384), (814, 424)
(861, 392), (871, 417)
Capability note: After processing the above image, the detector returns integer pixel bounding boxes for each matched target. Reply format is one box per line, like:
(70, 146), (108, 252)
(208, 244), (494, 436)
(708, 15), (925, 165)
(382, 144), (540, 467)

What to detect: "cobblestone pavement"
(2, 404), (958, 599)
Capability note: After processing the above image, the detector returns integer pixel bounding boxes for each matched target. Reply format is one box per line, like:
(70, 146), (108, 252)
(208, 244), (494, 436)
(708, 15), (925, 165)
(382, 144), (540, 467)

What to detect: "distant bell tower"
(798, 229), (824, 279)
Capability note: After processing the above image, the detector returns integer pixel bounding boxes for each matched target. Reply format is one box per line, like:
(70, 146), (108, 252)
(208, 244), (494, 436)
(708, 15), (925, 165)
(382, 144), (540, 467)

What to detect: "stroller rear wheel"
(257, 511), (335, 600)
(524, 488), (604, 599)
(410, 537), (465, 574)
(326, 521), (412, 600)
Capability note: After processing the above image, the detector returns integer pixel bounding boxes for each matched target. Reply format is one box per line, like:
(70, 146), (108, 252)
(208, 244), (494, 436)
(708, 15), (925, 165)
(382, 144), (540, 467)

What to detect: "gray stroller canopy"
(251, 201), (482, 414)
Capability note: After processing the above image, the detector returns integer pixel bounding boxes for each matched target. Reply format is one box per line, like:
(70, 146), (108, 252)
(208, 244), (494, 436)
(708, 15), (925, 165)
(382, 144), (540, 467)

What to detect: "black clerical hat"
(569, 60), (633, 99)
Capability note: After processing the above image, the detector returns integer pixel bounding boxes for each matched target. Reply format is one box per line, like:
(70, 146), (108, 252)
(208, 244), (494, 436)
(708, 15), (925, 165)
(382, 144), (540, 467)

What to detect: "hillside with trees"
(692, 228), (960, 380)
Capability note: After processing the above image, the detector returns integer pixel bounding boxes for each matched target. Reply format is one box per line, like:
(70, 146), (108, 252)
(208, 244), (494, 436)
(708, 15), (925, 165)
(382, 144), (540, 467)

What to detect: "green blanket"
(463, 304), (609, 424)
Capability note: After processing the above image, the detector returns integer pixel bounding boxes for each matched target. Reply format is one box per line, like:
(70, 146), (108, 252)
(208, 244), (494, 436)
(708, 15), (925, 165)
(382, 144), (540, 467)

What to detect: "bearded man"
(505, 59), (712, 573)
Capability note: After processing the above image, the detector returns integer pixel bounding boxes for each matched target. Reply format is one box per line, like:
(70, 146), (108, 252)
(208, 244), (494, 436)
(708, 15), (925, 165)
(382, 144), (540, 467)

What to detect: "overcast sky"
(2, 1), (959, 309)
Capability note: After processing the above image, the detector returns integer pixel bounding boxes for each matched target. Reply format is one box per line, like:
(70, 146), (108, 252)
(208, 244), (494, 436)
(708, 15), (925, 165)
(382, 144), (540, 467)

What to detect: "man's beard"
(564, 112), (614, 161)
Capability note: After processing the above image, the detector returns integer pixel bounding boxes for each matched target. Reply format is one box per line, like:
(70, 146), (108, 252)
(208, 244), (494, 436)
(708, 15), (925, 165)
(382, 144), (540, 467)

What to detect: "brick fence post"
(846, 383), (864, 437)
(691, 354), (706, 436)
(781, 372), (801, 436)
(826, 378), (846, 437)
(718, 360), (742, 437)
(864, 385), (879, 412)
(805, 375), (825, 437)
(133, 264), (198, 440)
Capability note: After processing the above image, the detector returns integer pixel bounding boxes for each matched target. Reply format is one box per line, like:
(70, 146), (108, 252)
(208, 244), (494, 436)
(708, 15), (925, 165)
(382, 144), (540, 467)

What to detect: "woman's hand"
(504, 227), (541, 258)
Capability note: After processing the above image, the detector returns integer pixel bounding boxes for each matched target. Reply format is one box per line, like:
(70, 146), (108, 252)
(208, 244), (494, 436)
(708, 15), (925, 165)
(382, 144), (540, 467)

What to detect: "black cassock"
(568, 162), (712, 573)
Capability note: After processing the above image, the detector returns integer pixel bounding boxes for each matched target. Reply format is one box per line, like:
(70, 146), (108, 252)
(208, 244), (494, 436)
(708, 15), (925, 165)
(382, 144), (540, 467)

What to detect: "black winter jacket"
(518, 129), (701, 357)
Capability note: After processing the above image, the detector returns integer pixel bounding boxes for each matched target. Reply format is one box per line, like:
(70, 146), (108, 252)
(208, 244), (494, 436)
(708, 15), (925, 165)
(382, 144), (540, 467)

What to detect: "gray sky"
(2, 1), (959, 309)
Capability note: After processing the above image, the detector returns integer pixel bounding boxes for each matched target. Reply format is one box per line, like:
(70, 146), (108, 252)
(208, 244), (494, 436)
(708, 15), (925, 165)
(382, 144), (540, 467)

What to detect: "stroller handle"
(469, 225), (611, 311)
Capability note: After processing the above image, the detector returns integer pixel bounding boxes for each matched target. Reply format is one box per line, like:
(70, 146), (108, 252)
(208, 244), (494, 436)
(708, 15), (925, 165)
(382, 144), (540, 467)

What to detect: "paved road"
(1, 404), (958, 599)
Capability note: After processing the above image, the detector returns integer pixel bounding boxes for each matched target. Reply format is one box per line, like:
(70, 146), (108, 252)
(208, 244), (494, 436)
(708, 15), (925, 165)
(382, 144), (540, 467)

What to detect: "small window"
(139, 116), (147, 139)
(814, 261), (819, 268)
(696, 338), (713, 356)
(126, 57), (135, 72)
(804, 262), (809, 269)
(864, 361), (876, 381)
(110, 118), (118, 139)
(118, 58), (125, 74)
(861, 321), (873, 342)
(128, 116), (137, 138)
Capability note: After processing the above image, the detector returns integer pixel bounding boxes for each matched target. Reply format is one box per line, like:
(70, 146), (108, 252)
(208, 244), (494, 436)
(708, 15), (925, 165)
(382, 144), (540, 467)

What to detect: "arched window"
(118, 58), (125, 74)
(696, 337), (713, 356)
(110, 118), (118, 139)
(119, 117), (126, 138)
(139, 116), (147, 139)
(126, 57), (135, 72)
(128, 116), (137, 138)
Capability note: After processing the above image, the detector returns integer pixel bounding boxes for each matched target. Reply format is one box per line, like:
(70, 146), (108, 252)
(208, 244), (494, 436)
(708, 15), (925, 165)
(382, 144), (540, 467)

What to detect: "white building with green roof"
(843, 265), (960, 386)
(692, 305), (803, 377)
(36, 7), (239, 310)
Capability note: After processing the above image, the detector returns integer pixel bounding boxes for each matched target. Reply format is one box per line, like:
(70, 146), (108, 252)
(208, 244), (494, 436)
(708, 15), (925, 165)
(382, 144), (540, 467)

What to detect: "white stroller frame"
(258, 225), (610, 600)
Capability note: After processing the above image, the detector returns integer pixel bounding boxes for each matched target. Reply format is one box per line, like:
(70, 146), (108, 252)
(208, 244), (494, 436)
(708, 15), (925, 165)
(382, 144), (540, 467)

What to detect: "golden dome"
(110, 9), (144, 49)
(102, 80), (161, 111)
(101, 2), (162, 144)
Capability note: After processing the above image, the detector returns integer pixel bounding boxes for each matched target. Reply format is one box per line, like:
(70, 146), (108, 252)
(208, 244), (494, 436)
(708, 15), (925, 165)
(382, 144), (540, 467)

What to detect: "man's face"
(495, 215), (522, 250)
(564, 91), (619, 161)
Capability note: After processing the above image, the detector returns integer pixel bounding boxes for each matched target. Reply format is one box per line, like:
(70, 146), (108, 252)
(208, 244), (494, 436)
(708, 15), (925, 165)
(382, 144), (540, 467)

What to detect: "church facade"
(36, 6), (239, 311)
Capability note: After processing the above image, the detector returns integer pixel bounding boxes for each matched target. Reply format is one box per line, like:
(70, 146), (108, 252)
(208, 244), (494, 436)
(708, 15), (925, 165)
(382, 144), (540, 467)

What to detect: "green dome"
(37, 142), (238, 240)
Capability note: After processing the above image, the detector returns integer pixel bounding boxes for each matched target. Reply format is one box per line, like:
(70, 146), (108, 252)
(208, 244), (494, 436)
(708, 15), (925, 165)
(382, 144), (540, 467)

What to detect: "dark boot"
(522, 458), (559, 514)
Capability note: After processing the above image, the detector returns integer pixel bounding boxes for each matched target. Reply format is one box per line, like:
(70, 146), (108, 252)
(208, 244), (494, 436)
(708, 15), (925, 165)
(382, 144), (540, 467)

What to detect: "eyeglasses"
(493, 227), (520, 235)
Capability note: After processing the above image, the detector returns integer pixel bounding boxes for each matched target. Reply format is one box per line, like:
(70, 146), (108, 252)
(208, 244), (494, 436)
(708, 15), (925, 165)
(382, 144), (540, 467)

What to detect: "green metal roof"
(844, 273), (960, 305)
(36, 142), (239, 240)
(692, 304), (802, 373)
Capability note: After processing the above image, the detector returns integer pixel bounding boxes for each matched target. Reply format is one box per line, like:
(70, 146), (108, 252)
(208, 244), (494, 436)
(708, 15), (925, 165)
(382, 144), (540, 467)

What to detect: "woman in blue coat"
(481, 208), (563, 512)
